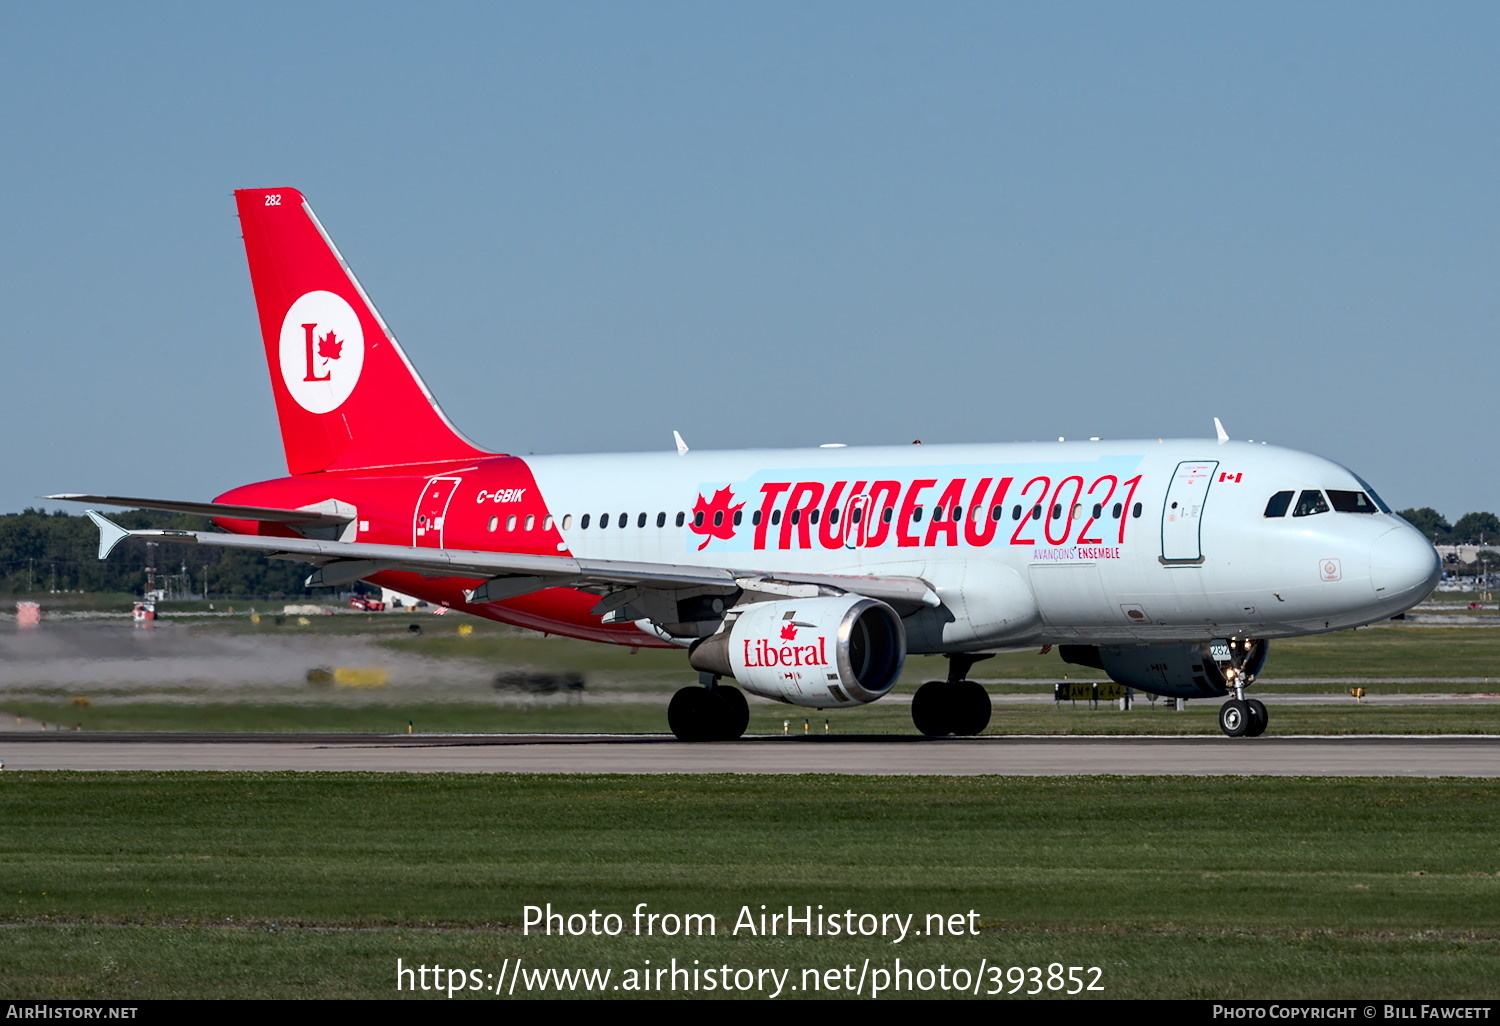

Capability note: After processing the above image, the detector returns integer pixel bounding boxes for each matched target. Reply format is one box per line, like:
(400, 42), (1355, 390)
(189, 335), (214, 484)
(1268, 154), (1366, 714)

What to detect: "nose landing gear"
(1217, 639), (1269, 738)
(1218, 697), (1267, 737)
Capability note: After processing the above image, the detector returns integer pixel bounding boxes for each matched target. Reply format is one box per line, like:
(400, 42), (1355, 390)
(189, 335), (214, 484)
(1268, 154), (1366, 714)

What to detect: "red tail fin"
(234, 188), (491, 476)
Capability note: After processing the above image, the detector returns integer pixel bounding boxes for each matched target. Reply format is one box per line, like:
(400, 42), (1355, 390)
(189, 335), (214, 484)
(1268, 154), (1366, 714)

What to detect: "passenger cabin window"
(487, 516), (498, 532)
(1327, 490), (1378, 514)
(581, 514), (591, 529)
(676, 512), (685, 527)
(656, 512), (666, 528)
(1293, 490), (1329, 517)
(1264, 491), (1293, 518)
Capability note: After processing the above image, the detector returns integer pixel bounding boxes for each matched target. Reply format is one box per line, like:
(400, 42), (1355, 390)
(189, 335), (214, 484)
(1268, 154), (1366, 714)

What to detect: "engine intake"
(689, 596), (905, 707)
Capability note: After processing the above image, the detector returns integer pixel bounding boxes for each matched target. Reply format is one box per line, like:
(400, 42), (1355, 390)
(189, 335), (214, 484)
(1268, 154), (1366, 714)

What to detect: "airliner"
(60, 188), (1441, 741)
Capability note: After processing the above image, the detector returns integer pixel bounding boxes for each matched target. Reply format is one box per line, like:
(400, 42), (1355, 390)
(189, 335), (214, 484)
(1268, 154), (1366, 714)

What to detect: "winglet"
(86, 510), (132, 560)
(1213, 417), (1229, 444)
(673, 430), (689, 456)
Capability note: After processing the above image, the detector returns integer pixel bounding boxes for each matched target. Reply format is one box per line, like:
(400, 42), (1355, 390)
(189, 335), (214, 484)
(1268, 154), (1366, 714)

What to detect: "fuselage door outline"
(414, 476), (463, 548)
(1159, 460), (1217, 565)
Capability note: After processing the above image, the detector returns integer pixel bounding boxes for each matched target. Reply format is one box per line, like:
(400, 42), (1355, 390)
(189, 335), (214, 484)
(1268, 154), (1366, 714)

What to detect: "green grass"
(5, 698), (1499, 735)
(4, 616), (1496, 735)
(1, 773), (1496, 999)
(369, 621), (1500, 684)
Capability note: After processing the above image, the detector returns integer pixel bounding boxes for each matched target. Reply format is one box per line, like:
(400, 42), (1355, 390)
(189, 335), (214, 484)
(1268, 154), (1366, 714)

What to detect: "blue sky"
(2, 2), (1494, 519)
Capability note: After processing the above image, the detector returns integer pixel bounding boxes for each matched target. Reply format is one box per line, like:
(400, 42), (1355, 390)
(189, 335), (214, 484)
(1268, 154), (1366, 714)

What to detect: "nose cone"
(1370, 525), (1441, 610)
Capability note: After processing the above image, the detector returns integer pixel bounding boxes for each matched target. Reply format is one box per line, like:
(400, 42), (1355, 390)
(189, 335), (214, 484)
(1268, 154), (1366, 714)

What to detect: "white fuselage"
(514, 438), (1438, 653)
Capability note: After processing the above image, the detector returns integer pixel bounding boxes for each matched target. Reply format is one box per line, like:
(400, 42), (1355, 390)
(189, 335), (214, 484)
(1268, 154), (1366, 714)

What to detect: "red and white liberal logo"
(278, 290), (365, 414)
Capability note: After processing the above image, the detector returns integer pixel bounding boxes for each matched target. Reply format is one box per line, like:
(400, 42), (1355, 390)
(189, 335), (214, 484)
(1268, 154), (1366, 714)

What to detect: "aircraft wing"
(84, 511), (939, 612)
(49, 494), (351, 529)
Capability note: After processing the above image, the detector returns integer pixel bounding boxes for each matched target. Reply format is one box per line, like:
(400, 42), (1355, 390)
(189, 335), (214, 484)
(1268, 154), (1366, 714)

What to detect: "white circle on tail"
(278, 290), (366, 414)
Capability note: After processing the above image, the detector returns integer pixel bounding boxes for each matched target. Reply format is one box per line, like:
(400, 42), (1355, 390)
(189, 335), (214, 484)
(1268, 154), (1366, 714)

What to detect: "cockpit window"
(1352, 474), (1392, 513)
(1264, 491), (1293, 518)
(1327, 490), (1378, 514)
(1293, 490), (1329, 517)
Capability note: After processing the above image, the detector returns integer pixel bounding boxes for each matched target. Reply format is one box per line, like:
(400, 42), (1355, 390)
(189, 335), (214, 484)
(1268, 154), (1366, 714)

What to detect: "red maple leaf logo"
(688, 486), (744, 550)
(779, 623), (798, 641)
(317, 331), (343, 361)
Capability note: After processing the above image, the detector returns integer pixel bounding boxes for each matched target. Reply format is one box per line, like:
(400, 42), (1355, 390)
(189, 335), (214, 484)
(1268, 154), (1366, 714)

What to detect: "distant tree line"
(1396, 509), (1500, 547)
(0, 506), (1495, 599)
(0, 508), (313, 599)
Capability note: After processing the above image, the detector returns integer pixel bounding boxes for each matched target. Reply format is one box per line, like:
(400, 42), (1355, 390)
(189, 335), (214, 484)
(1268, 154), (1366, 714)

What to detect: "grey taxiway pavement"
(3, 732), (1496, 776)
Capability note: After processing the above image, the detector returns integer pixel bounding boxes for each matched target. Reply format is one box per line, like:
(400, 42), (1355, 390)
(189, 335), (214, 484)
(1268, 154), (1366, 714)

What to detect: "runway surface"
(3, 732), (1496, 776)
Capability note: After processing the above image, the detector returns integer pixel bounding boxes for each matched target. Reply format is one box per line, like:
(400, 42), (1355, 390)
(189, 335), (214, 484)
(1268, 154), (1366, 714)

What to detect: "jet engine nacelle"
(689, 596), (906, 708)
(1059, 639), (1268, 699)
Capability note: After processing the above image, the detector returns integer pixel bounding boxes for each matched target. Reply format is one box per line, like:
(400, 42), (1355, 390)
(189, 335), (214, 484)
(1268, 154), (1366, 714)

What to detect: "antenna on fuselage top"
(673, 430), (690, 456)
(1214, 417), (1229, 444)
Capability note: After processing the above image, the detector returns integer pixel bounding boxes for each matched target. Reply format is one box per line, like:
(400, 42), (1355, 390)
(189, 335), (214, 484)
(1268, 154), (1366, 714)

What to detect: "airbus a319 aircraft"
(62, 188), (1441, 741)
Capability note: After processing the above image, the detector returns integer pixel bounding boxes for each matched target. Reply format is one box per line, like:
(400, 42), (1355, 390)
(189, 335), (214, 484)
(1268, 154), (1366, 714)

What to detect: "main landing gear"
(912, 654), (993, 737)
(668, 675), (749, 741)
(1218, 697), (1268, 738)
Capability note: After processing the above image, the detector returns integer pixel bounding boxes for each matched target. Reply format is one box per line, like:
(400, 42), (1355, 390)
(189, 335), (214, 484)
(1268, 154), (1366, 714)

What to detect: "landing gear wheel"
(668, 685), (748, 741)
(951, 680), (992, 736)
(912, 681), (953, 736)
(1244, 698), (1268, 738)
(913, 681), (992, 736)
(668, 686), (717, 741)
(1219, 699), (1250, 738)
(715, 684), (749, 740)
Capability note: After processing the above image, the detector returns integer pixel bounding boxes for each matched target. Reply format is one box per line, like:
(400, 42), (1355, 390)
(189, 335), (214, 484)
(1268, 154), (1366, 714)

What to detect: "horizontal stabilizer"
(86, 511), (132, 560)
(48, 494), (351, 528)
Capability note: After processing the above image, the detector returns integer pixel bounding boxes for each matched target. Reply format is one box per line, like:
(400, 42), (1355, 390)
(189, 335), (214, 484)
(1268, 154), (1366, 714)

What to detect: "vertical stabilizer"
(235, 188), (492, 475)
